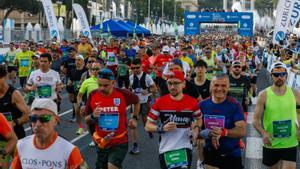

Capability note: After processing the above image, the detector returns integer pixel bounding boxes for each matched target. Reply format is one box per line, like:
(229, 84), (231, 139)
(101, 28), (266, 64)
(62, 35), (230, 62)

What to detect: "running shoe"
(129, 144), (140, 154)
(76, 128), (84, 135)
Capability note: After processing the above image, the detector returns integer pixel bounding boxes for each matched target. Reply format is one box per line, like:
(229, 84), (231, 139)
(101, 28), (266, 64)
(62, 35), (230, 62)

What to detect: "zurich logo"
(50, 30), (58, 38)
(275, 31), (285, 42)
(83, 31), (90, 37)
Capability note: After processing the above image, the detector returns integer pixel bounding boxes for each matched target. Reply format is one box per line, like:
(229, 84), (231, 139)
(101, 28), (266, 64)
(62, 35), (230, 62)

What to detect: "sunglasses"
(132, 66), (141, 70)
(88, 60), (95, 63)
(272, 72), (287, 77)
(30, 114), (53, 123)
(166, 81), (182, 87)
(233, 66), (241, 68)
(91, 68), (100, 71)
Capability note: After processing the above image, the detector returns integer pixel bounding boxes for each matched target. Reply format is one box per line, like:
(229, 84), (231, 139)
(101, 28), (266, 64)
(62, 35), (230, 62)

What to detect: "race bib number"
(20, 59), (29, 67)
(37, 85), (52, 98)
(160, 111), (193, 128)
(108, 56), (115, 62)
(163, 149), (188, 169)
(98, 113), (119, 131)
(204, 115), (225, 130)
(273, 120), (292, 138)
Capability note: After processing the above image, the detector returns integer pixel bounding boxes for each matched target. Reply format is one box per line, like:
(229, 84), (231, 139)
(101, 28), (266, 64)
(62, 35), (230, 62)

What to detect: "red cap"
(166, 70), (184, 82)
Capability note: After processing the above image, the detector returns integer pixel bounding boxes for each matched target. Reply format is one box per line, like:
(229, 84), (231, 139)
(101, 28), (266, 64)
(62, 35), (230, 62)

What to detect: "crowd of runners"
(0, 32), (299, 169)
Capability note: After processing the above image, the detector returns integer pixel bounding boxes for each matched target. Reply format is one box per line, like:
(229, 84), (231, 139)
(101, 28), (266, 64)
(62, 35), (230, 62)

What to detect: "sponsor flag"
(41, 0), (60, 40)
(73, 3), (92, 40)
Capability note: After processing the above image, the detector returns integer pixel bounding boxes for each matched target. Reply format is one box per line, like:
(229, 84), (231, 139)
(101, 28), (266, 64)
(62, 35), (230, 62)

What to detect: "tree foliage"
(0, 0), (40, 24)
(128, 0), (184, 24)
(198, 0), (222, 9)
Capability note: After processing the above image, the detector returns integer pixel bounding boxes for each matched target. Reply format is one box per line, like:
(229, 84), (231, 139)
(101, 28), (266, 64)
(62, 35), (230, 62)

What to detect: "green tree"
(128, 0), (184, 24)
(0, 0), (40, 24)
(198, 0), (222, 10)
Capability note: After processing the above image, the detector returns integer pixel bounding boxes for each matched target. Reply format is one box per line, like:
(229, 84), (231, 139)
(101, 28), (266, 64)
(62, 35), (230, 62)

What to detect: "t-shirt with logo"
(27, 69), (61, 100)
(11, 133), (83, 169)
(147, 94), (201, 154)
(190, 79), (211, 99)
(85, 88), (139, 147)
(199, 96), (244, 157)
(16, 51), (34, 77)
(154, 54), (173, 78)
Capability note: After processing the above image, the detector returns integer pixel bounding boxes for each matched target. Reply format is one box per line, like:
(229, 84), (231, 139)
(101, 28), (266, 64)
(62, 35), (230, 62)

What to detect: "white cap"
(162, 46), (170, 52)
(31, 98), (58, 115)
(270, 61), (287, 72)
(76, 54), (84, 60)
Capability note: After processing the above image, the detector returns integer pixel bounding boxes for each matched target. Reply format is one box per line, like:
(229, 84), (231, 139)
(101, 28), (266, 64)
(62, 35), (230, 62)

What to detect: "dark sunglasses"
(91, 68), (100, 71)
(272, 72), (287, 77)
(88, 60), (95, 63)
(30, 114), (53, 123)
(233, 66), (241, 68)
(131, 66), (140, 70)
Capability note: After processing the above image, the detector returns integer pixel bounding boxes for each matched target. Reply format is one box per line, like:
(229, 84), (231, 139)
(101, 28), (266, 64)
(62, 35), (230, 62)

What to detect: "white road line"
(69, 106), (131, 143)
(71, 133), (89, 143)
(245, 137), (263, 159)
(247, 112), (254, 124)
(25, 109), (73, 132)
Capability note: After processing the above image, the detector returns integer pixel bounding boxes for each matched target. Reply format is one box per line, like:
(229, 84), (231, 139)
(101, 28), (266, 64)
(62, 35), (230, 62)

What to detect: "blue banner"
(184, 12), (254, 37)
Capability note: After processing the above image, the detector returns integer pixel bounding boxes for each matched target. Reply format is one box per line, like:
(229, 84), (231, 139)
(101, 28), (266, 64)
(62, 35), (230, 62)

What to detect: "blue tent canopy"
(90, 19), (133, 37)
(115, 20), (144, 35)
(126, 21), (151, 35)
(90, 19), (151, 37)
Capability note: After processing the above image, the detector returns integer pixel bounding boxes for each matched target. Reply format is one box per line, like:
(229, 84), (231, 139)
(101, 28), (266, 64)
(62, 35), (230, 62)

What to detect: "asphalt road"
(13, 68), (300, 169)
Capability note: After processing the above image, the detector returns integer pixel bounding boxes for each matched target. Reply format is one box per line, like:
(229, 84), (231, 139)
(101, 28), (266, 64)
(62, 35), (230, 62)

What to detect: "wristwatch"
(90, 114), (97, 121)
(132, 115), (138, 120)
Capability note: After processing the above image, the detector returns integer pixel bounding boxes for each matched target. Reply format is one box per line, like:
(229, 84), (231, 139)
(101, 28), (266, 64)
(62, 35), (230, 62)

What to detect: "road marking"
(25, 109), (73, 132)
(71, 133), (89, 143)
(245, 137), (263, 159)
(247, 112), (254, 124)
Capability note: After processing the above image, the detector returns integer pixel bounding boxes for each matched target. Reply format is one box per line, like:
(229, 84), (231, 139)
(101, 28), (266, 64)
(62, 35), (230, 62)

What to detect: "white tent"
(25, 23), (33, 40)
(33, 23), (42, 42)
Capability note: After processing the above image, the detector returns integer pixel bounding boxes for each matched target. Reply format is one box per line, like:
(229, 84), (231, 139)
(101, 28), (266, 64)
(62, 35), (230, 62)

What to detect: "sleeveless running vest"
(132, 72), (147, 90)
(263, 86), (298, 148)
(0, 85), (25, 139)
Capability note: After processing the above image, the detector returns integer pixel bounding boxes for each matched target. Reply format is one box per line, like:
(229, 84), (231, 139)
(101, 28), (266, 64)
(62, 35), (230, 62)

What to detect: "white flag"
(73, 3), (92, 40)
(288, 0), (300, 32)
(273, 0), (296, 45)
(41, 0), (60, 40)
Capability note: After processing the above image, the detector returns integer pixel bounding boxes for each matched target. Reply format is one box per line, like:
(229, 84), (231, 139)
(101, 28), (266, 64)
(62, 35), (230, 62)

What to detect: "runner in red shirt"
(154, 46), (173, 87)
(85, 68), (140, 169)
(145, 70), (202, 169)
(0, 113), (17, 168)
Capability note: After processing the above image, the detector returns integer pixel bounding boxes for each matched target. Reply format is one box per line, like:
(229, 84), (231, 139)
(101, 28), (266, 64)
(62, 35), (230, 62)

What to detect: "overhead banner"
(41, 0), (60, 40)
(72, 3), (92, 40)
(273, 0), (296, 45)
(184, 12), (254, 37)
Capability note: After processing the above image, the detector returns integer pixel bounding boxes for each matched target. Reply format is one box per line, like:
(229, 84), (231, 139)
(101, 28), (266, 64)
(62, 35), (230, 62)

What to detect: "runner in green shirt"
(14, 42), (34, 89)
